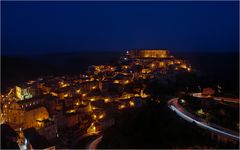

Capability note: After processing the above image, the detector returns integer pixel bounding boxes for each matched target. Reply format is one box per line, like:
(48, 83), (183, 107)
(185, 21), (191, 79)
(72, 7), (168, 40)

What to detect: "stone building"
(3, 99), (49, 130)
(128, 49), (170, 59)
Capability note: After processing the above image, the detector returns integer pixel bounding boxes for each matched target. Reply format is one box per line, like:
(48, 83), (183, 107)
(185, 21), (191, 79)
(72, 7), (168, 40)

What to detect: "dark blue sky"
(1, 1), (239, 55)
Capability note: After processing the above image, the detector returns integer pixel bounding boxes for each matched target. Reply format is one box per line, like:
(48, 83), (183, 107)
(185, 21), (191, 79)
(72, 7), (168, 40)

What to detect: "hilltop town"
(1, 49), (194, 148)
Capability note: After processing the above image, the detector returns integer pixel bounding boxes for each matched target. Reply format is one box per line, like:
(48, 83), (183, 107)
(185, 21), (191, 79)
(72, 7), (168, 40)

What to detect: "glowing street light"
(119, 104), (126, 109)
(129, 101), (134, 107)
(180, 99), (185, 103)
(93, 114), (97, 120)
(98, 114), (105, 119)
(104, 98), (109, 103)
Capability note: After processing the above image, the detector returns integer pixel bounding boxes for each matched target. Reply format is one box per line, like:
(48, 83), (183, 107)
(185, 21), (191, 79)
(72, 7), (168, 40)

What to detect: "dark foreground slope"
(98, 101), (239, 149)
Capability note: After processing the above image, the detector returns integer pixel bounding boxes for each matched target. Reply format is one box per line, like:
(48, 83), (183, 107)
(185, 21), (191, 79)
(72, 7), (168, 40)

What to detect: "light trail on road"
(168, 98), (239, 141)
(87, 135), (103, 150)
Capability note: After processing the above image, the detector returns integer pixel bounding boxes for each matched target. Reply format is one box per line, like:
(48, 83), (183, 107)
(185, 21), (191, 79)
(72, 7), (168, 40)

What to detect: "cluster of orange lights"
(92, 113), (105, 120)
(118, 104), (126, 109)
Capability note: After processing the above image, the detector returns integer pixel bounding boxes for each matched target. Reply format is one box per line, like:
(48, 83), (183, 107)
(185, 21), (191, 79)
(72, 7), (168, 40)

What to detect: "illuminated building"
(142, 68), (151, 74)
(113, 73), (133, 85)
(88, 65), (116, 75)
(3, 98), (49, 129)
(128, 49), (170, 59)
(159, 62), (166, 68)
(15, 86), (33, 100)
(87, 123), (97, 134)
(80, 81), (103, 92)
(3, 100), (49, 130)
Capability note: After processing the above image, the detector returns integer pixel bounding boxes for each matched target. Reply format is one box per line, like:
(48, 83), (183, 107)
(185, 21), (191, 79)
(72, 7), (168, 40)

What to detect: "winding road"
(86, 96), (239, 149)
(168, 98), (239, 141)
(87, 135), (103, 150)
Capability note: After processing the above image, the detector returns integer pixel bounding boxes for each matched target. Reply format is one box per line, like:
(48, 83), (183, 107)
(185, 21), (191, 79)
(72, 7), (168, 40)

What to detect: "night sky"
(1, 1), (239, 55)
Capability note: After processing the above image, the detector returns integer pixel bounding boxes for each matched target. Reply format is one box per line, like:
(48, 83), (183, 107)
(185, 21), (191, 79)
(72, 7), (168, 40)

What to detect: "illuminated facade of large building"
(3, 100), (49, 130)
(128, 49), (170, 59)
(15, 86), (33, 100)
